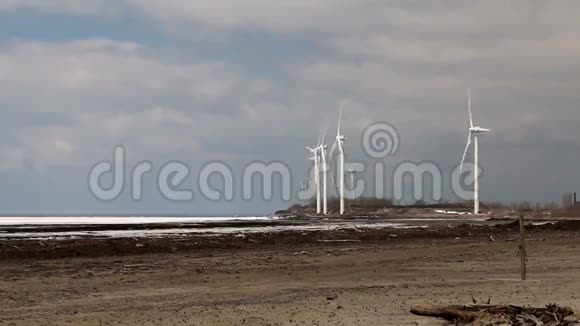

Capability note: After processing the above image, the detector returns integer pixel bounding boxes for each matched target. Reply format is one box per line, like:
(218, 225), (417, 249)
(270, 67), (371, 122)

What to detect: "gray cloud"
(0, 1), (579, 212)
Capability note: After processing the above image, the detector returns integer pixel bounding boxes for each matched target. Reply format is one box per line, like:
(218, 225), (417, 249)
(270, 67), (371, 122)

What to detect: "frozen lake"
(0, 216), (499, 241)
(0, 216), (277, 226)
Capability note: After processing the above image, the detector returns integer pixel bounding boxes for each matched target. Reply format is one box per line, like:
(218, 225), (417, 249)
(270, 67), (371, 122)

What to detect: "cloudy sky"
(0, 1), (579, 215)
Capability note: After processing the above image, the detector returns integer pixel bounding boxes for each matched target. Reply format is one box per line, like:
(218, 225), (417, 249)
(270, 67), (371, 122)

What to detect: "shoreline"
(2, 218), (580, 260)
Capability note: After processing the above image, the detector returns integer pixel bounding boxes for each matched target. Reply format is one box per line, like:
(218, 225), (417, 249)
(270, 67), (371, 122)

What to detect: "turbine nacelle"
(469, 126), (490, 134)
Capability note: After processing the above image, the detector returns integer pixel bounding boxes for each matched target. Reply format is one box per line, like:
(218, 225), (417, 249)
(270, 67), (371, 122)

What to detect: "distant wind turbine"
(306, 143), (321, 214)
(347, 168), (359, 199)
(319, 124), (329, 215)
(307, 124), (329, 215)
(300, 179), (310, 191)
(330, 104), (346, 215)
(460, 88), (491, 215)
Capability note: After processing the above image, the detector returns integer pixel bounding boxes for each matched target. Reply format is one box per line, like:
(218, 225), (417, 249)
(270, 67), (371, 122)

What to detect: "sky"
(0, 0), (579, 216)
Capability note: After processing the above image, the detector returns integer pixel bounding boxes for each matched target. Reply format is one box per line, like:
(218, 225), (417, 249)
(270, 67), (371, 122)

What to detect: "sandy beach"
(2, 219), (580, 325)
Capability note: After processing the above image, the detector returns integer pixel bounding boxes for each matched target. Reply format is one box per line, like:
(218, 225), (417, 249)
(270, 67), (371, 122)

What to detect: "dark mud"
(2, 220), (579, 260)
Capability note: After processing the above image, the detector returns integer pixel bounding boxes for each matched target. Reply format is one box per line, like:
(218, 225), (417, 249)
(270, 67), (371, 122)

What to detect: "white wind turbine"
(347, 168), (359, 199)
(460, 88), (491, 215)
(318, 125), (329, 215)
(300, 179), (310, 192)
(330, 105), (346, 215)
(307, 142), (321, 214)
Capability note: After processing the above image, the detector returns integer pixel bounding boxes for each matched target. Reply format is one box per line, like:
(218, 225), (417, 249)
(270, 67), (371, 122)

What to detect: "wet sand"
(1, 221), (580, 325)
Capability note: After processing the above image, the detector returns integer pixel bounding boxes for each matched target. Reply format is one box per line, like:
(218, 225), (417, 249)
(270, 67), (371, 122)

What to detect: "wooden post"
(519, 215), (527, 280)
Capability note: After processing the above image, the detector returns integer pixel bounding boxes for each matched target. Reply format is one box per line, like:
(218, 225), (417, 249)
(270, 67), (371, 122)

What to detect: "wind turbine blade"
(337, 102), (343, 136)
(329, 140), (338, 159)
(468, 88), (474, 128)
(460, 132), (472, 173)
(321, 121), (327, 145)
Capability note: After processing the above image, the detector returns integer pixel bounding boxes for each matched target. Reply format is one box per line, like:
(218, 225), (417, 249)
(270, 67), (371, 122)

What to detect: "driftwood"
(411, 304), (578, 325)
